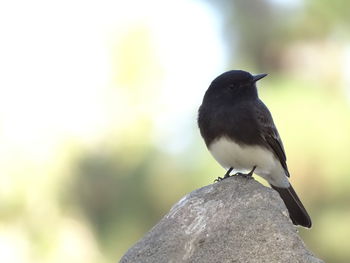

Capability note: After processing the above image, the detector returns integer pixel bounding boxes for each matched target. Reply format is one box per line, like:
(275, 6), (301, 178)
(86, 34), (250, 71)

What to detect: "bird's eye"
(228, 84), (235, 90)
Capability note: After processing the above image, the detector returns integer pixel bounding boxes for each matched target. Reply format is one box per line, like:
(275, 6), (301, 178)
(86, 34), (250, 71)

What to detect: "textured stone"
(120, 176), (323, 263)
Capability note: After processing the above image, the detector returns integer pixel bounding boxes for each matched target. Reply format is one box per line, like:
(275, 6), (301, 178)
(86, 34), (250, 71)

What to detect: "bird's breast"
(209, 136), (276, 173)
(208, 136), (290, 187)
(198, 102), (261, 146)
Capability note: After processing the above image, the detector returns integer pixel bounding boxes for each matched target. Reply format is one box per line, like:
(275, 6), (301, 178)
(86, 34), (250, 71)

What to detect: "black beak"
(253, 73), (268, 82)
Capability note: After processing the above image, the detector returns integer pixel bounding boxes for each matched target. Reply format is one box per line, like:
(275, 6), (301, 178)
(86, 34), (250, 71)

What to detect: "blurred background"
(1, 0), (350, 262)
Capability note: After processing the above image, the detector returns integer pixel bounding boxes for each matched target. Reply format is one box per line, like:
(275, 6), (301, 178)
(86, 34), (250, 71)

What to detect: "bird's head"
(204, 70), (267, 103)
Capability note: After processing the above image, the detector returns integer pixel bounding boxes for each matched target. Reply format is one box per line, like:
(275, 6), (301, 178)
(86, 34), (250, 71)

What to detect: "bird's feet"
(214, 167), (233, 182)
(214, 166), (257, 182)
(234, 166), (256, 179)
(233, 172), (253, 179)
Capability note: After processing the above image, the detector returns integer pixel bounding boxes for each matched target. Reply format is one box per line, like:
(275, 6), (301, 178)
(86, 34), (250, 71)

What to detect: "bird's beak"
(253, 73), (268, 82)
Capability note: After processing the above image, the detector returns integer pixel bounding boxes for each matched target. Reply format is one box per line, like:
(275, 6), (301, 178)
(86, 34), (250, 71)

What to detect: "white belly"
(209, 136), (290, 188)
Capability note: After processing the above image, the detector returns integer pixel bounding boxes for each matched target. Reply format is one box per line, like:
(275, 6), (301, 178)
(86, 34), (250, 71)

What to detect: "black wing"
(254, 100), (290, 177)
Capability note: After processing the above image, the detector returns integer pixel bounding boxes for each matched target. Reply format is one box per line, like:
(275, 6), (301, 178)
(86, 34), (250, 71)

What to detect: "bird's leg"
(246, 165), (257, 177)
(223, 167), (234, 178)
(214, 167), (233, 182)
(234, 166), (256, 178)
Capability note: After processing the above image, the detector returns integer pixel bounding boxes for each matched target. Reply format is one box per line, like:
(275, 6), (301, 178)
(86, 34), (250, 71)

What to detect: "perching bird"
(198, 70), (311, 228)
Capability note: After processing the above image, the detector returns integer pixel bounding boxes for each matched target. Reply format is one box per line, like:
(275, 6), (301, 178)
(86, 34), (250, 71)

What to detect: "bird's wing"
(254, 100), (289, 177)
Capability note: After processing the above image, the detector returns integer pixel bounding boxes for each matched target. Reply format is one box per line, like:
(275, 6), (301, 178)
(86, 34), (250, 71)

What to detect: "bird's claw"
(214, 174), (231, 182)
(234, 172), (253, 179)
(214, 167), (234, 183)
(214, 177), (223, 183)
(233, 165), (256, 179)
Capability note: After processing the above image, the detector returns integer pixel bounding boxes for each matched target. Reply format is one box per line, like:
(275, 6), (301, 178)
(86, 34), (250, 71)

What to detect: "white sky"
(0, 2), (224, 261)
(0, 0), (226, 160)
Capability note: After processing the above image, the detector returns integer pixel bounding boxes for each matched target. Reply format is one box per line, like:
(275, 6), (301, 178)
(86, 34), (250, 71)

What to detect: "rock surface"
(120, 176), (323, 263)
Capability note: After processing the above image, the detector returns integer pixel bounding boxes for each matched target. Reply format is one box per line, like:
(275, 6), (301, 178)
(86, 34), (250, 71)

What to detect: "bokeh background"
(1, 0), (350, 262)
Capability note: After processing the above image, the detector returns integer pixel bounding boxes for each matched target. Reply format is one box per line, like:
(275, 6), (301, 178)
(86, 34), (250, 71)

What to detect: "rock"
(120, 176), (323, 263)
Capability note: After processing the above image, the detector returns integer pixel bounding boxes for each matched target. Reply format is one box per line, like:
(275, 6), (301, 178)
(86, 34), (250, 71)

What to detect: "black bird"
(198, 70), (312, 228)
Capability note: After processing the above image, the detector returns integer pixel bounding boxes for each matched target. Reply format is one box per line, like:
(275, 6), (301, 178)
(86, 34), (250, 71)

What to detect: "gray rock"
(120, 176), (323, 263)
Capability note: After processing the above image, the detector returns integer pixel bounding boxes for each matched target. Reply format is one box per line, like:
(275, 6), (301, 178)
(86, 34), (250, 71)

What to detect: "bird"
(197, 70), (312, 228)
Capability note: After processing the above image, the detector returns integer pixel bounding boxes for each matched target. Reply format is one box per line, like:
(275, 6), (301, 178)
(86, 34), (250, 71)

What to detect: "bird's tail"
(270, 184), (312, 228)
